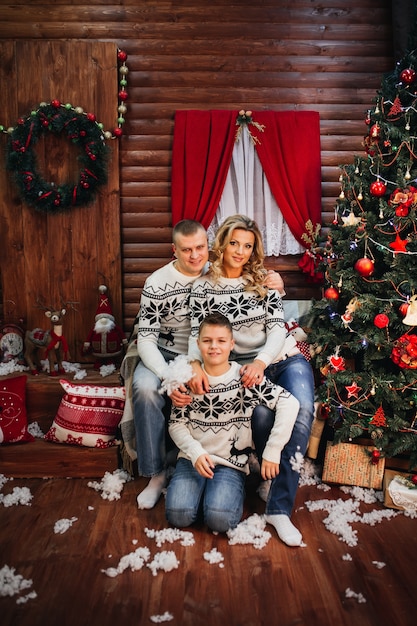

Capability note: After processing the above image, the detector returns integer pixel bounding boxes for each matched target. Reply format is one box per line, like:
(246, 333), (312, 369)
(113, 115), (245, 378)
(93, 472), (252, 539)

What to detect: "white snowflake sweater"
(188, 274), (296, 366)
(168, 361), (299, 473)
(137, 260), (196, 379)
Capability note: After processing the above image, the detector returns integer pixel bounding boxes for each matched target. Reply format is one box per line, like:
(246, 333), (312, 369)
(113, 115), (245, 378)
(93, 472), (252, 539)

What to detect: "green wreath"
(6, 101), (109, 213)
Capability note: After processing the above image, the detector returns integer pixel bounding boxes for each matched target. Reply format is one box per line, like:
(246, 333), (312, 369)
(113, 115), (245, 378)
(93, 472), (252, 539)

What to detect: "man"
(132, 219), (209, 509)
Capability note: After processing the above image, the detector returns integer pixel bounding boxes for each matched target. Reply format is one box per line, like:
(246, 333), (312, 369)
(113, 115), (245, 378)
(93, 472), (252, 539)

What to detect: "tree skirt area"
(0, 460), (416, 626)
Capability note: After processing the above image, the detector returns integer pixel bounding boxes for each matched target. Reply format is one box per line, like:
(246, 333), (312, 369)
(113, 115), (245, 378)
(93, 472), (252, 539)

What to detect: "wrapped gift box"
(383, 469), (417, 511)
(322, 442), (385, 489)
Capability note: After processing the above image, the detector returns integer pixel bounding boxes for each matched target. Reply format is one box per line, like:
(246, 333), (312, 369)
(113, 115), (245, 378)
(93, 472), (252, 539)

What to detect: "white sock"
(137, 471), (167, 510)
(256, 479), (271, 503)
(264, 514), (303, 547)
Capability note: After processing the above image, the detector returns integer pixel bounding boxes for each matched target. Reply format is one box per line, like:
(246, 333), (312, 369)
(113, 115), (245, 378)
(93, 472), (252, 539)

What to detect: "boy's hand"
(195, 453), (215, 478)
(169, 384), (192, 407)
(261, 459), (279, 481)
(188, 361), (210, 394)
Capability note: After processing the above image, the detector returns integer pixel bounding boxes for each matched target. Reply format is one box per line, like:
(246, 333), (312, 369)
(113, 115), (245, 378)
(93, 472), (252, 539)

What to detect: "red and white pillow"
(0, 375), (34, 444)
(44, 379), (125, 448)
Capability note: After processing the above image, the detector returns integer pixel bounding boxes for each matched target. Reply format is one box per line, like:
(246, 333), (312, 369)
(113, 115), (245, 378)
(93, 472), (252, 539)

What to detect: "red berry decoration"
(400, 68), (416, 84)
(324, 286), (339, 300)
(354, 257), (374, 277)
(320, 403), (331, 419)
(370, 180), (387, 197)
(374, 313), (389, 328)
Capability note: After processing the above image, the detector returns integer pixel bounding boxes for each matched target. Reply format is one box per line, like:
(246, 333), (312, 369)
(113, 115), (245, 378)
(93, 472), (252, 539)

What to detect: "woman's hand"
(264, 270), (285, 294)
(187, 360), (210, 394)
(195, 453), (215, 478)
(261, 459), (279, 480)
(240, 359), (265, 387)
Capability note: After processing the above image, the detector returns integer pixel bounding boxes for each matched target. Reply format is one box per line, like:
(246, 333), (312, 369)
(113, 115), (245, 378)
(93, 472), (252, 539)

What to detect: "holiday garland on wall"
(0, 49), (129, 213)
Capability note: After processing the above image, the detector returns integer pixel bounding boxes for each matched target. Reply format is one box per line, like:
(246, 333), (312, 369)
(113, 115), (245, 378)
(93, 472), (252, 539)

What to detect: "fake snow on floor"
(0, 475), (32, 508)
(150, 612), (174, 623)
(54, 517), (78, 534)
(2, 458), (414, 617)
(0, 565), (37, 604)
(203, 548), (225, 567)
(144, 527), (195, 547)
(0, 358), (115, 379)
(88, 469), (132, 500)
(304, 485), (399, 547)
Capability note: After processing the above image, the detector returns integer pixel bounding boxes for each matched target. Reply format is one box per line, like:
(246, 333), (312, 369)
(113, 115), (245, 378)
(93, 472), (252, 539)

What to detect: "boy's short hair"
(199, 312), (233, 336)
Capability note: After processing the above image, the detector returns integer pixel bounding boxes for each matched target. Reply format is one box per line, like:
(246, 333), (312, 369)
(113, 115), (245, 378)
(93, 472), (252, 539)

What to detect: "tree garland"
(2, 49), (129, 214)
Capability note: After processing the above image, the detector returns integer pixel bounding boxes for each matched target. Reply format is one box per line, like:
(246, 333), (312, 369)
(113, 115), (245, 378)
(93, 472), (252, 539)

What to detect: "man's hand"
(261, 458), (279, 480)
(195, 453), (215, 478)
(264, 270), (285, 295)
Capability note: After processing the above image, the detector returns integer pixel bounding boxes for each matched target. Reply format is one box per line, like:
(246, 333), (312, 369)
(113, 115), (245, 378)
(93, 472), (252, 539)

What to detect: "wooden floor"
(1, 470), (416, 626)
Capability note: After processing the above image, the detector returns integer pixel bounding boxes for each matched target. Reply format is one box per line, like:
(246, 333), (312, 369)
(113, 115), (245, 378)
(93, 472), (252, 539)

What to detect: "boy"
(165, 312), (299, 534)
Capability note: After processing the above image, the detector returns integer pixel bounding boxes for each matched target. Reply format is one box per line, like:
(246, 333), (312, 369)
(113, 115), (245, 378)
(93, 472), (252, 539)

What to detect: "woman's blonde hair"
(210, 214), (267, 297)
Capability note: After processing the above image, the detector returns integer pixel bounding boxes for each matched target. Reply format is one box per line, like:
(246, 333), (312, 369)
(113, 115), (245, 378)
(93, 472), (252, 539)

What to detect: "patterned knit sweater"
(168, 361), (299, 474)
(137, 260), (195, 379)
(188, 274), (296, 366)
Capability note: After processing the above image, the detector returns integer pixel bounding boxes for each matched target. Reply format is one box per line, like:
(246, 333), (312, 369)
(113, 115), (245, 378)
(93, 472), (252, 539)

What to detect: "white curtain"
(207, 126), (304, 256)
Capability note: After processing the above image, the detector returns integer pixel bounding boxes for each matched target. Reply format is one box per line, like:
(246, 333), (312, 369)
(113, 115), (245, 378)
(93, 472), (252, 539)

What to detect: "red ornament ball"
(399, 302), (409, 317)
(354, 257), (374, 277)
(86, 113), (96, 122)
(117, 50), (128, 62)
(371, 449), (381, 464)
(113, 127), (123, 138)
(374, 313), (389, 328)
(51, 99), (61, 108)
(324, 286), (339, 300)
(370, 180), (387, 197)
(400, 68), (416, 84)
(118, 90), (128, 101)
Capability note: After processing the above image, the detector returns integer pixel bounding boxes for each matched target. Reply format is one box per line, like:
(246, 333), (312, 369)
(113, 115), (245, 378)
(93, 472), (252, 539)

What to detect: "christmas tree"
(308, 11), (417, 469)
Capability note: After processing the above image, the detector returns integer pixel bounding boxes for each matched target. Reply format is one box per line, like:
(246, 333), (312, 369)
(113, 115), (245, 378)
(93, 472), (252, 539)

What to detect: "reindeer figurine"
(24, 306), (70, 376)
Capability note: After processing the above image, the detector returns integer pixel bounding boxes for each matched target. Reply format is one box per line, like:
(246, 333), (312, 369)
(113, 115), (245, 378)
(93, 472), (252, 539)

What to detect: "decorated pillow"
(44, 379), (125, 448)
(0, 375), (34, 444)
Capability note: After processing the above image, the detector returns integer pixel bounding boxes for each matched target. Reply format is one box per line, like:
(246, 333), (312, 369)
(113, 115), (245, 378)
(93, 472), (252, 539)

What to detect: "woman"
(187, 214), (315, 547)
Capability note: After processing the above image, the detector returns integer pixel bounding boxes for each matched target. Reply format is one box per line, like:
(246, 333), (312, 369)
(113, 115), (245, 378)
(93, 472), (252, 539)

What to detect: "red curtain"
(251, 111), (322, 248)
(171, 110), (237, 228)
(171, 109), (322, 279)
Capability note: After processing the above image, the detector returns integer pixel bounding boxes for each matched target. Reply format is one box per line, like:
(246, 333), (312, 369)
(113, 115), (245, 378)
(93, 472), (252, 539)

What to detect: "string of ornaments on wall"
(0, 49), (129, 213)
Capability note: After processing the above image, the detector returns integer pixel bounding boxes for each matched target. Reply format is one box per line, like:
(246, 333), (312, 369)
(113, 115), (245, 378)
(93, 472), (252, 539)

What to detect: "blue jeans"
(132, 360), (171, 476)
(252, 354), (315, 517)
(165, 457), (246, 532)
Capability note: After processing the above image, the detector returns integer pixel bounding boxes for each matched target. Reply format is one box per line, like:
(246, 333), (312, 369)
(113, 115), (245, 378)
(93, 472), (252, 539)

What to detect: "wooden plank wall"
(0, 0), (395, 333)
